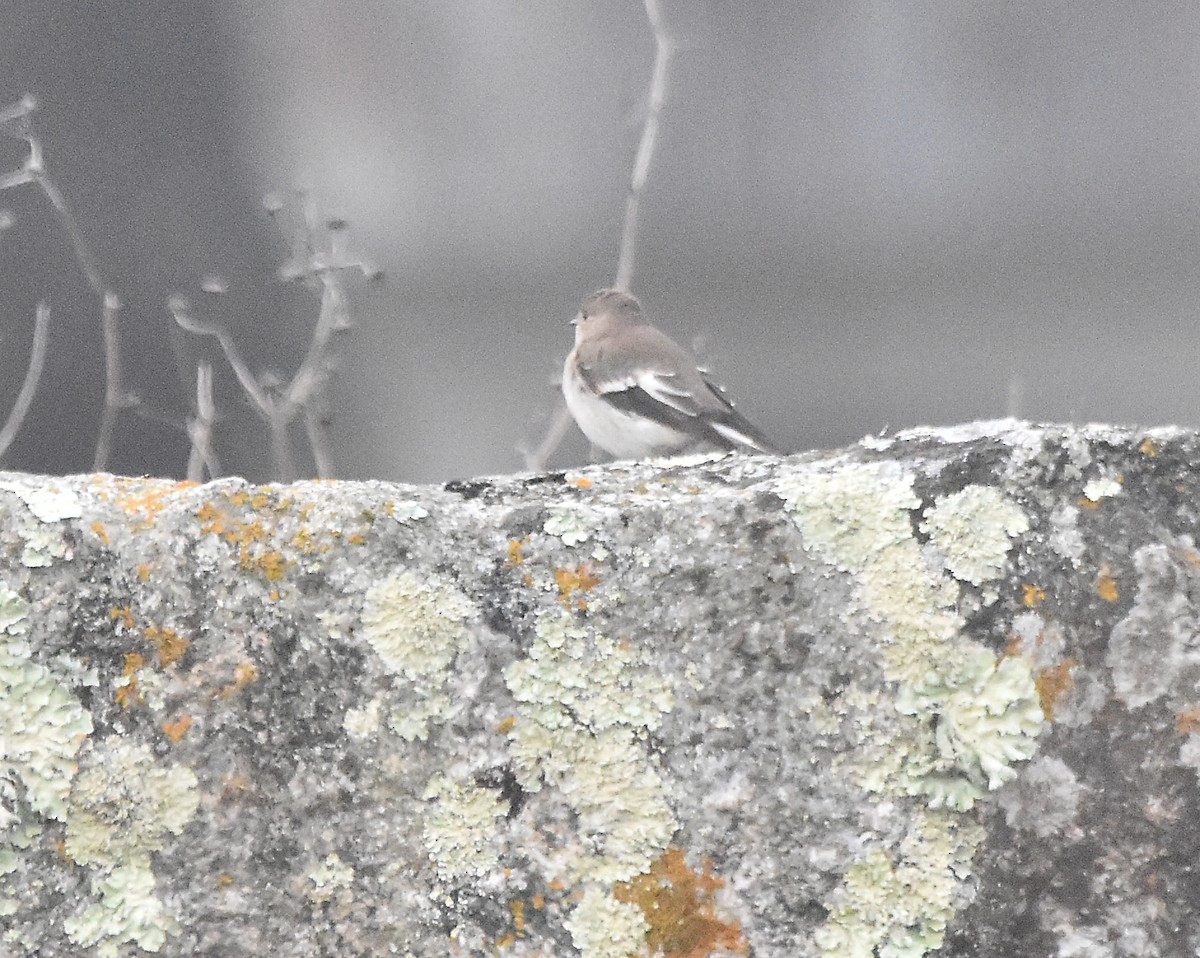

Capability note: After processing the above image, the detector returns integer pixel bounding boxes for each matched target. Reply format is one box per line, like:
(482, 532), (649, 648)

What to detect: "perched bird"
(562, 288), (779, 459)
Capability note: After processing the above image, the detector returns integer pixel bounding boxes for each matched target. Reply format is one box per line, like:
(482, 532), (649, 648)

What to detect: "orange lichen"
(136, 563), (152, 582)
(347, 533), (367, 546)
(496, 716), (517, 735)
(219, 660), (260, 698)
(115, 478), (198, 524)
(216, 873), (235, 889)
(198, 498), (291, 584)
(531, 893), (545, 910)
(1022, 584), (1046, 608)
(1139, 437), (1158, 457)
(1096, 567), (1119, 603)
(109, 606), (135, 631)
(570, 477), (593, 489)
(507, 537), (526, 566)
(614, 847), (748, 958)
(1175, 709), (1200, 735)
(115, 652), (146, 709)
(162, 715), (193, 744)
(555, 564), (601, 609)
(1035, 659), (1077, 721)
(145, 625), (189, 667)
(509, 898), (527, 936)
(90, 521), (110, 544)
(257, 550), (289, 582)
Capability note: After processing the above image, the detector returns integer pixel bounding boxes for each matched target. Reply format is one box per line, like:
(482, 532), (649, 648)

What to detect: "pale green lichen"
(778, 464), (1041, 801)
(1082, 475), (1122, 502)
(899, 649), (1043, 808)
(0, 480), (83, 522)
(0, 481), (81, 566)
(563, 886), (648, 958)
(359, 571), (477, 741)
(342, 693), (384, 740)
(0, 581), (92, 822)
(504, 611), (676, 885)
(63, 739), (199, 955)
(777, 463), (1043, 956)
(815, 811), (983, 958)
(420, 776), (508, 884)
(307, 852), (355, 902)
(777, 463), (920, 571)
(63, 861), (175, 957)
(360, 571), (476, 677)
(65, 739), (198, 868)
(544, 506), (604, 546)
(920, 486), (1030, 586)
(388, 500), (430, 523)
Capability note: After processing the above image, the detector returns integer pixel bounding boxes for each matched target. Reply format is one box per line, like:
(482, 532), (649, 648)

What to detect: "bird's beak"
(569, 312), (582, 326)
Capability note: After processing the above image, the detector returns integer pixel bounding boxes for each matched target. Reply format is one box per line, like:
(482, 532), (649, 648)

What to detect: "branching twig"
(519, 404), (574, 473)
(0, 303), (50, 461)
(614, 0), (674, 292)
(1, 95), (132, 471)
(93, 292), (134, 470)
(173, 190), (377, 481)
(522, 1), (674, 471)
(185, 363), (220, 482)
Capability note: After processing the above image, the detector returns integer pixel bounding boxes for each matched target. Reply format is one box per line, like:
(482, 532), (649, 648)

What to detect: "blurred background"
(1, 1), (1198, 483)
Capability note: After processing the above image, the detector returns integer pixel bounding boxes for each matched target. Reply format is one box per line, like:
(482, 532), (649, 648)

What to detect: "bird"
(562, 288), (779, 460)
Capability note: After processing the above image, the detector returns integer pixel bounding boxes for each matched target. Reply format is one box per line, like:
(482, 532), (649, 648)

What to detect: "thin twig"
(93, 293), (129, 471)
(170, 297), (274, 417)
(186, 363), (221, 481)
(0, 97), (131, 470)
(523, 1), (674, 472)
(520, 404), (574, 472)
(0, 303), (51, 461)
(303, 403), (334, 480)
(614, 0), (673, 292)
(174, 190), (369, 480)
(286, 280), (343, 413)
(0, 95), (37, 130)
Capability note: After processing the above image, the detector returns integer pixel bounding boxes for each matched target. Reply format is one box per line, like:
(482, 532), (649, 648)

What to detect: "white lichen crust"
(778, 463), (1042, 956)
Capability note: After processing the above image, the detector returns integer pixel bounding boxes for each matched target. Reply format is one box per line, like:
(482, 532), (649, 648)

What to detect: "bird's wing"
(575, 327), (778, 454)
(698, 372), (779, 454)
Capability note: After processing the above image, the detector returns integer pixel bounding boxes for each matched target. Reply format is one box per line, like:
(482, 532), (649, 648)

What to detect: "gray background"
(2, 1), (1198, 482)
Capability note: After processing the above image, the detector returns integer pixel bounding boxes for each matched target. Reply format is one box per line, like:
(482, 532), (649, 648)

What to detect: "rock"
(1, 420), (1197, 957)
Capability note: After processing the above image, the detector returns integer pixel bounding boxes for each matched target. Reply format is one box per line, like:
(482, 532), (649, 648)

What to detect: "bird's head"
(571, 288), (646, 344)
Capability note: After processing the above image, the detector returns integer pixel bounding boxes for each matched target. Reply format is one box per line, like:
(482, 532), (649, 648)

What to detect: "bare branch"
(169, 296), (274, 417)
(303, 404), (334, 480)
(520, 403), (574, 473)
(0, 167), (34, 192)
(525, 1), (675, 472)
(93, 293), (134, 471)
(0, 303), (51, 461)
(0, 95), (37, 131)
(0, 99), (131, 471)
(614, 0), (674, 292)
(174, 190), (370, 480)
(186, 363), (221, 482)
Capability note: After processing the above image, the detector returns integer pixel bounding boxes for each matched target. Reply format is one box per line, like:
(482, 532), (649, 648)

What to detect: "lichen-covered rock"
(0, 421), (1198, 956)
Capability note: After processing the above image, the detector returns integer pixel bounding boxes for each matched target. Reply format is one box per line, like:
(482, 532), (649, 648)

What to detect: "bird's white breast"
(562, 352), (689, 459)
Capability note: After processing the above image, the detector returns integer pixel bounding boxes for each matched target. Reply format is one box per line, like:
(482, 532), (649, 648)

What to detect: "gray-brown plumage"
(562, 289), (778, 459)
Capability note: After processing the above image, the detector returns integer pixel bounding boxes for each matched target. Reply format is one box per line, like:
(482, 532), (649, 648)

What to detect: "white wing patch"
(710, 420), (771, 452)
(635, 371), (698, 416)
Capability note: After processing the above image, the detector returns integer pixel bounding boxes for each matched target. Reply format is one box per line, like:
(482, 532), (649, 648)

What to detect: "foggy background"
(1, 1), (1198, 484)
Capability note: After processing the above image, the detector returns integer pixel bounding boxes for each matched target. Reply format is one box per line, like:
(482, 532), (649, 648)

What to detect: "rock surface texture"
(1, 420), (1199, 957)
